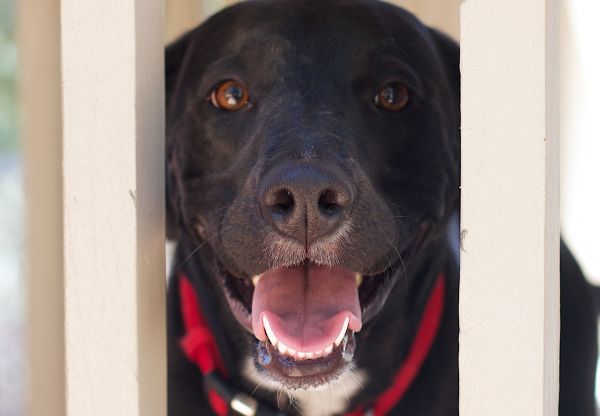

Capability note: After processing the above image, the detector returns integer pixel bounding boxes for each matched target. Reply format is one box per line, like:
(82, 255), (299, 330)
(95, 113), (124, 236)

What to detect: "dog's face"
(167, 0), (459, 391)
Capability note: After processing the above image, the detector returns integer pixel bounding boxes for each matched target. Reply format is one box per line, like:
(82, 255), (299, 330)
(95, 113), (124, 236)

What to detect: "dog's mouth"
(219, 257), (403, 389)
(213, 223), (431, 389)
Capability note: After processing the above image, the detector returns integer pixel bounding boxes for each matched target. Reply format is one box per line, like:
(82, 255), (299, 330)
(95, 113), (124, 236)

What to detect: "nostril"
(318, 189), (345, 216)
(271, 189), (294, 216)
(259, 164), (355, 243)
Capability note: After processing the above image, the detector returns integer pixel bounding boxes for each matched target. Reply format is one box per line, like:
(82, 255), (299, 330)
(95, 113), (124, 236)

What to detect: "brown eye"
(374, 83), (410, 111)
(210, 80), (250, 111)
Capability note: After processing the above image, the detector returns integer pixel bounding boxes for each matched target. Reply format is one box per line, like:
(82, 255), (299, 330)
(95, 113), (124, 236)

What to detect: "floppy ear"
(428, 28), (461, 212)
(165, 31), (194, 240)
(166, 31), (195, 118)
(428, 29), (460, 106)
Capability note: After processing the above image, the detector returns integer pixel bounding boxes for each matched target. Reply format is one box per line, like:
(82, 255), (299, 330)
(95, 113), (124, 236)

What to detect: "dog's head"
(167, 0), (459, 391)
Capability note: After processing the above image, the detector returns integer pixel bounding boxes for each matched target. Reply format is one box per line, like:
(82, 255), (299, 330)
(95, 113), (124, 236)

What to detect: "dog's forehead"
(207, 0), (429, 72)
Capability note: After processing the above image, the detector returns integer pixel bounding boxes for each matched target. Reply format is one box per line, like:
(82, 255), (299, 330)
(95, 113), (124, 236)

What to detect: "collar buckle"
(230, 392), (258, 416)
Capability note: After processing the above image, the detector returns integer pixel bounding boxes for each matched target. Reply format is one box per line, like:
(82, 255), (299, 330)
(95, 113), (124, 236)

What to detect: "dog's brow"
(203, 55), (245, 76)
(369, 56), (423, 96)
(362, 39), (423, 90)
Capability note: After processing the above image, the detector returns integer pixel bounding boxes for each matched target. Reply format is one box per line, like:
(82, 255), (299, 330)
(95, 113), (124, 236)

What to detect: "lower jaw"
(253, 332), (357, 390)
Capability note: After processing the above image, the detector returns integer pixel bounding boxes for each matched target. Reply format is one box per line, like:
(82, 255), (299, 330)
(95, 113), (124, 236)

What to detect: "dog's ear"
(427, 29), (461, 214)
(428, 28), (460, 123)
(166, 30), (194, 118)
(165, 31), (194, 240)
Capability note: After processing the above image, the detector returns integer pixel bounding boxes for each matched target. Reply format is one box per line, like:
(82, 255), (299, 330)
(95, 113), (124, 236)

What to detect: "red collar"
(179, 273), (446, 416)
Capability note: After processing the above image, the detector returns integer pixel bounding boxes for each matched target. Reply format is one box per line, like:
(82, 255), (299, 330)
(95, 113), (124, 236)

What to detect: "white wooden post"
(61, 0), (166, 414)
(460, 0), (560, 415)
(20, 1), (65, 415)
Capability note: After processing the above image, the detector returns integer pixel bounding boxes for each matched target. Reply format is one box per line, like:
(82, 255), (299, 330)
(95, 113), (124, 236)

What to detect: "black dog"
(165, 1), (597, 414)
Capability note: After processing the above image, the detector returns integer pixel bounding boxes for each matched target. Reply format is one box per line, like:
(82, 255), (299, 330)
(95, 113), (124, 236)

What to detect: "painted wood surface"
(61, 0), (166, 414)
(460, 0), (560, 415)
(20, 0), (65, 415)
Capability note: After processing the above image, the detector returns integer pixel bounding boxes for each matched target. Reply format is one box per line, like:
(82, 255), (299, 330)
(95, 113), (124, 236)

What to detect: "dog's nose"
(260, 164), (354, 246)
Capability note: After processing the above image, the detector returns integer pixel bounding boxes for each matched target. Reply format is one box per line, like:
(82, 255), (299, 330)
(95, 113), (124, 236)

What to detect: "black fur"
(165, 1), (597, 414)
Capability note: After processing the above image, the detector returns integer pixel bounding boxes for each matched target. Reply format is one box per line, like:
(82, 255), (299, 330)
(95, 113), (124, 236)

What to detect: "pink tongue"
(252, 265), (362, 353)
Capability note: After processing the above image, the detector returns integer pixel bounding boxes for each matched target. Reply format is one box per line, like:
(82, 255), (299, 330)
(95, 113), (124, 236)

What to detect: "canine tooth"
(355, 273), (363, 287)
(334, 317), (350, 347)
(342, 334), (349, 351)
(278, 342), (288, 355)
(287, 347), (297, 356)
(262, 315), (278, 347)
(252, 275), (261, 286)
(324, 345), (333, 355)
(297, 351), (306, 359)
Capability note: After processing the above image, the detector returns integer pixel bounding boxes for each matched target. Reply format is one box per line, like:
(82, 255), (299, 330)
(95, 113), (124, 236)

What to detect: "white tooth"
(287, 348), (296, 356)
(252, 275), (261, 286)
(297, 351), (306, 359)
(334, 317), (350, 347)
(314, 350), (323, 357)
(305, 352), (314, 359)
(278, 342), (288, 355)
(355, 273), (363, 287)
(262, 315), (278, 347)
(324, 345), (333, 355)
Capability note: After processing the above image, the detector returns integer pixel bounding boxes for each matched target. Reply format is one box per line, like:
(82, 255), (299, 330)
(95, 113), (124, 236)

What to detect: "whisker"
(173, 234), (219, 272)
(277, 389), (285, 409)
(286, 391), (295, 410)
(384, 237), (408, 292)
(348, 370), (365, 390)
(250, 374), (267, 396)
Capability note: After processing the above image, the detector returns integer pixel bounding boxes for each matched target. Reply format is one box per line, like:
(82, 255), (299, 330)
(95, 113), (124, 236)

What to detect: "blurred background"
(0, 0), (598, 414)
(1, 0), (23, 414)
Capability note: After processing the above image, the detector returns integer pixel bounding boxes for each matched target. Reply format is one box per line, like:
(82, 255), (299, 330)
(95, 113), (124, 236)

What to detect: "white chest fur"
(243, 359), (366, 416)
(291, 369), (366, 416)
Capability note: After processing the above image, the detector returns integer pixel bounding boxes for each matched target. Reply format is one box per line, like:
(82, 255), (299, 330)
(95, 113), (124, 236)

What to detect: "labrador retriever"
(165, 1), (597, 415)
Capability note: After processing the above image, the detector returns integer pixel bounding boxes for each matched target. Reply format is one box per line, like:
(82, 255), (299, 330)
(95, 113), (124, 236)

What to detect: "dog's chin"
(251, 332), (357, 390)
